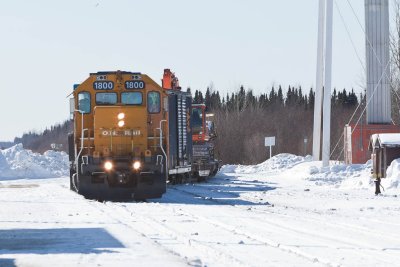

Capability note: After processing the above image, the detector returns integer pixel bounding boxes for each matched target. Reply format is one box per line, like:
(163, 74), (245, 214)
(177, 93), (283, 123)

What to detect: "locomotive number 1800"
(125, 81), (145, 89)
(93, 81), (114, 90)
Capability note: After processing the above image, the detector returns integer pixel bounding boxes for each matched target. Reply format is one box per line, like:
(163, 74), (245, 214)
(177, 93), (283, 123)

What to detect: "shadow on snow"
(0, 228), (124, 254)
(155, 173), (277, 206)
(0, 258), (16, 267)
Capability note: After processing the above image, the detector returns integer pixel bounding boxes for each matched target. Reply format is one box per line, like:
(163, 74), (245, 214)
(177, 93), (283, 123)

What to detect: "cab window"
(96, 93), (117, 105)
(192, 107), (203, 134)
(147, 91), (160, 113)
(78, 92), (91, 114)
(121, 92), (142, 105)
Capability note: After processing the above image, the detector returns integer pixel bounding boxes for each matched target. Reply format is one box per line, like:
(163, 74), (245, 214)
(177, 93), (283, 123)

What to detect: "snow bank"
(0, 144), (69, 180)
(219, 153), (380, 191)
(305, 161), (373, 189)
(220, 153), (312, 174)
(384, 159), (400, 190)
(305, 160), (400, 192)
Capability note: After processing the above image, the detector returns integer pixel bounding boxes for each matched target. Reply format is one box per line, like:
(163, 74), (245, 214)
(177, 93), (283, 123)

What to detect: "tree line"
(190, 85), (361, 164)
(12, 120), (72, 153)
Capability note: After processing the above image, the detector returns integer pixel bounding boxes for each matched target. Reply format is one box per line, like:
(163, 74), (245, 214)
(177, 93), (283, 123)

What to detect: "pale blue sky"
(0, 1), (371, 141)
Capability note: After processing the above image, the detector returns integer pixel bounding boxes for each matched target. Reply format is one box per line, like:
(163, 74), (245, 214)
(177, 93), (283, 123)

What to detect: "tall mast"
(312, 0), (326, 161)
(322, 0), (333, 167)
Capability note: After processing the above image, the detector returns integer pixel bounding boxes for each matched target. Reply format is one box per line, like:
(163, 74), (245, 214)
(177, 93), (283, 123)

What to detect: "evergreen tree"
(269, 86), (277, 105)
(308, 88), (315, 110)
(277, 85), (284, 106)
(205, 87), (211, 110)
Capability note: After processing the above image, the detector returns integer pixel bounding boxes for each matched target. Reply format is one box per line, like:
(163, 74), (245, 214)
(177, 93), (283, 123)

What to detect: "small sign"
(51, 143), (63, 150)
(265, 136), (275, 147)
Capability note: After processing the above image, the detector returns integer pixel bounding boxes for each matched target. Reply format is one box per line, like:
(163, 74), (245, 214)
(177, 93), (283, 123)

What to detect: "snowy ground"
(1, 146), (400, 267)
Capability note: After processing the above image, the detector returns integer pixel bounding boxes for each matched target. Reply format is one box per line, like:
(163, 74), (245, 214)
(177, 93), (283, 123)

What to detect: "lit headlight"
(133, 161), (141, 170)
(118, 120), (125, 127)
(117, 113), (125, 120)
(104, 161), (113, 171)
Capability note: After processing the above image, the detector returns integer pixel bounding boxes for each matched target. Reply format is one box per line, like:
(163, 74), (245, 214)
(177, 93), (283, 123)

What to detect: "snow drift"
(384, 159), (400, 190)
(0, 144), (69, 180)
(306, 161), (373, 189)
(220, 153), (312, 174)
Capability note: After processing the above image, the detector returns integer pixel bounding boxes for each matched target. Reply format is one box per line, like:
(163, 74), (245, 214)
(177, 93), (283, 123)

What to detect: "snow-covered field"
(1, 145), (400, 267)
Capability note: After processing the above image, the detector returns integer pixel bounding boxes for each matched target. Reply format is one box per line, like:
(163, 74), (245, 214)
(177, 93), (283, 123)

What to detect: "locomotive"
(68, 69), (193, 200)
(191, 104), (220, 180)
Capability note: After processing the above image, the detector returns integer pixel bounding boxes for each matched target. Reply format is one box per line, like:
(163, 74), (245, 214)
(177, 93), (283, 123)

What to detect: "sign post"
(265, 136), (276, 159)
(304, 137), (308, 156)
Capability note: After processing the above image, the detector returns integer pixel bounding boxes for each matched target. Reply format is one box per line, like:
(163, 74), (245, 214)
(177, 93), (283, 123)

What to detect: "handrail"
(72, 110), (86, 191)
(159, 120), (168, 179)
(74, 110), (87, 165)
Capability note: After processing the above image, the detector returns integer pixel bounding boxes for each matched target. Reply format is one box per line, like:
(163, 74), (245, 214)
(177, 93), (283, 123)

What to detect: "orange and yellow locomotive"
(68, 70), (192, 200)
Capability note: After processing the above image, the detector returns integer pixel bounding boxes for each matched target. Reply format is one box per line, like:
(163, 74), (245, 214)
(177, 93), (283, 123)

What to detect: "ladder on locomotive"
(78, 128), (94, 156)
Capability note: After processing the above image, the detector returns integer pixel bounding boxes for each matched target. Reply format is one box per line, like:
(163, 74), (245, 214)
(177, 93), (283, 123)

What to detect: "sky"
(0, 0), (374, 141)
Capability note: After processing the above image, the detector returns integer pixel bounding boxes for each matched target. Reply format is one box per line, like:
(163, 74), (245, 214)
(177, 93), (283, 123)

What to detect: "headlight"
(133, 161), (141, 170)
(117, 113), (125, 120)
(104, 161), (113, 171)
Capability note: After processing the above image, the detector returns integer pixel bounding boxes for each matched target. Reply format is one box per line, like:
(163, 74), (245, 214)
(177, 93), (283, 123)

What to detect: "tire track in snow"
(112, 200), (326, 267)
(168, 185), (399, 266)
(165, 187), (338, 267)
(58, 182), (319, 266)
(86, 200), (249, 267)
(205, 180), (400, 241)
(198, 179), (400, 240)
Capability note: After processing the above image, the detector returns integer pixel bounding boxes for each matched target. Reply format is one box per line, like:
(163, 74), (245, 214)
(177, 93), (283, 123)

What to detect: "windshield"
(121, 92), (142, 105)
(192, 107), (203, 134)
(96, 93), (117, 105)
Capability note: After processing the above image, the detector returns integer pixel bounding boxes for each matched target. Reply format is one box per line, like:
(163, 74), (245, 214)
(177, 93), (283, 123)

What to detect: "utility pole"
(312, 0), (325, 161)
(313, 0), (333, 168)
(322, 0), (333, 167)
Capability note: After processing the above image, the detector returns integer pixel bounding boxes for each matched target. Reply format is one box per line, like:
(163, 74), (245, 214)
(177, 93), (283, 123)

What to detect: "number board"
(93, 81), (114, 90)
(125, 80), (145, 90)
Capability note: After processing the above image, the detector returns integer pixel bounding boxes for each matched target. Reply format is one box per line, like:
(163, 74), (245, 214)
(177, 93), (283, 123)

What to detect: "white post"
(313, 0), (325, 161)
(322, 0), (333, 167)
(269, 146), (272, 159)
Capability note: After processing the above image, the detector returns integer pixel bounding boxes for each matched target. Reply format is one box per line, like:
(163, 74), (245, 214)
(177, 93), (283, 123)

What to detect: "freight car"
(68, 70), (192, 200)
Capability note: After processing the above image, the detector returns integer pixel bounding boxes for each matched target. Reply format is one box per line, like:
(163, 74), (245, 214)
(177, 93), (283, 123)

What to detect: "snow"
(0, 144), (69, 180)
(371, 133), (400, 147)
(1, 148), (400, 266)
(385, 159), (400, 190)
(221, 153), (312, 174)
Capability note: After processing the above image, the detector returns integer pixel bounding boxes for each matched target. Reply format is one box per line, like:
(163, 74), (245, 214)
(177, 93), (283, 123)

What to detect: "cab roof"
(89, 71), (142, 75)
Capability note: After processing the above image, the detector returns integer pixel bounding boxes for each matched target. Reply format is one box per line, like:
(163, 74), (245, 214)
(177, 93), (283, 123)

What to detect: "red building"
(346, 124), (400, 164)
